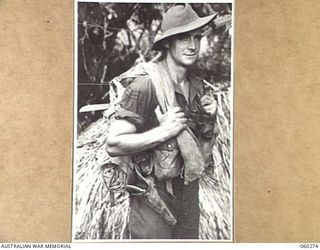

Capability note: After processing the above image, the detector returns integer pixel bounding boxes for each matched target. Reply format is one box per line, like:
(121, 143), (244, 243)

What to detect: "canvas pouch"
(152, 138), (182, 180)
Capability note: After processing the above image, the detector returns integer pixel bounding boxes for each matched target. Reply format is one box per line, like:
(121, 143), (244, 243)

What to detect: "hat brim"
(152, 13), (217, 51)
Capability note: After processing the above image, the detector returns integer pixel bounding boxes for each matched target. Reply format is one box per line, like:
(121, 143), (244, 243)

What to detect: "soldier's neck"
(164, 56), (188, 85)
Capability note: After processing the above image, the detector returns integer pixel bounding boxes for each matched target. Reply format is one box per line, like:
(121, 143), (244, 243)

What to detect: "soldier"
(106, 4), (217, 239)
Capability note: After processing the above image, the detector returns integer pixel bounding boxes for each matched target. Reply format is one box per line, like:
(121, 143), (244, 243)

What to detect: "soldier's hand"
(201, 95), (217, 116)
(155, 106), (187, 139)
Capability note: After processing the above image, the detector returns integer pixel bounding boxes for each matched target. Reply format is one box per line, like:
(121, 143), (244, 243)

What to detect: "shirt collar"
(160, 60), (203, 102)
(188, 73), (203, 102)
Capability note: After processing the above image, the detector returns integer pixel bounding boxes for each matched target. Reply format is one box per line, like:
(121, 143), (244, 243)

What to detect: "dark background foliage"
(77, 3), (232, 133)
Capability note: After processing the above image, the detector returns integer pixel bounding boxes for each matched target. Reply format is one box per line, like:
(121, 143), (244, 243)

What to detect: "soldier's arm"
(106, 107), (187, 157)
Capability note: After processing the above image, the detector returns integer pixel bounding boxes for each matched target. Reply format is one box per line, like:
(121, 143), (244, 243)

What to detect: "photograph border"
(72, 0), (235, 242)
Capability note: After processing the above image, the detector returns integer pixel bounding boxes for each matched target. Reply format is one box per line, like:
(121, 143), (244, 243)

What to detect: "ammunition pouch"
(152, 138), (182, 181)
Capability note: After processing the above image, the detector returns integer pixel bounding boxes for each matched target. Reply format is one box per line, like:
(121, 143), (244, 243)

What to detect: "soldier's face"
(166, 29), (202, 67)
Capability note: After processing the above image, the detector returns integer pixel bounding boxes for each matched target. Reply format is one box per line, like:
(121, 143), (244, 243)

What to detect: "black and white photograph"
(73, 1), (233, 241)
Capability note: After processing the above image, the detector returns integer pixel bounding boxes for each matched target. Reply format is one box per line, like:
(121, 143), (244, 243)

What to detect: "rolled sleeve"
(115, 76), (157, 131)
